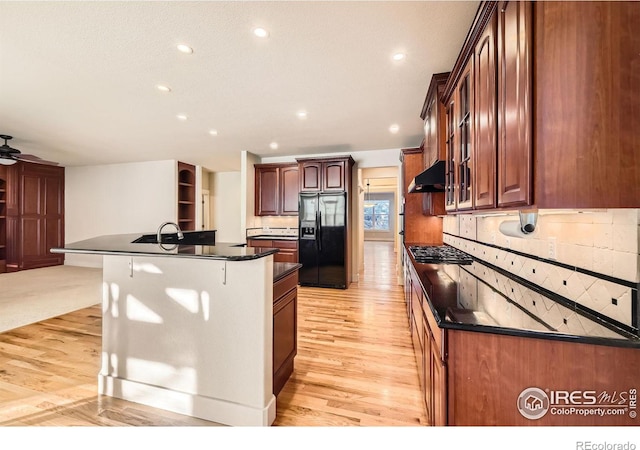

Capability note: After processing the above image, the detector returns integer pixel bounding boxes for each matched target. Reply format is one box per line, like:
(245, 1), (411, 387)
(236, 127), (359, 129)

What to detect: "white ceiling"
(0, 1), (479, 172)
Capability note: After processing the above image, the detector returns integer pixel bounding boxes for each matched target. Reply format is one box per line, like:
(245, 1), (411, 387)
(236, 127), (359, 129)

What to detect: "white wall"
(211, 171), (243, 243)
(65, 160), (178, 267)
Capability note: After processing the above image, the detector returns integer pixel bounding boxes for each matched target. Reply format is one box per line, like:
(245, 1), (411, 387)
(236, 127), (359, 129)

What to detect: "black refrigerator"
(298, 192), (347, 289)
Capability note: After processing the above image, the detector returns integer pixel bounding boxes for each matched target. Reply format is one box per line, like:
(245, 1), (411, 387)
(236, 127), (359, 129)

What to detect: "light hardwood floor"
(0, 241), (427, 426)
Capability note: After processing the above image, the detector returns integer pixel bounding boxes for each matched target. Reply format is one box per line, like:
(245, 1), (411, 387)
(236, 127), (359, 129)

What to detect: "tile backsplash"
(443, 209), (640, 332)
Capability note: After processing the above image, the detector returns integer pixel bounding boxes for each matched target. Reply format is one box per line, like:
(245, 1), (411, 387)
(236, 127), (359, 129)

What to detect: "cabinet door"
(255, 167), (279, 216)
(280, 165), (299, 215)
(432, 341), (447, 426)
(273, 286), (297, 395)
(299, 162), (322, 192)
(322, 160), (346, 191)
(497, 0), (532, 207)
(423, 97), (437, 169)
(474, 13), (497, 209)
(456, 58), (474, 210)
(19, 164), (65, 270)
(423, 317), (434, 425)
(444, 100), (457, 211)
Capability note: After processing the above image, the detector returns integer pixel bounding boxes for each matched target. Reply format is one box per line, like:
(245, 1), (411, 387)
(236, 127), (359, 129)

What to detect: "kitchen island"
(52, 231), (288, 426)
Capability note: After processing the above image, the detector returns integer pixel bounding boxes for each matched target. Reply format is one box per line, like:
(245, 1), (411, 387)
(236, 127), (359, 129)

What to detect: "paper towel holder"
(518, 208), (538, 234)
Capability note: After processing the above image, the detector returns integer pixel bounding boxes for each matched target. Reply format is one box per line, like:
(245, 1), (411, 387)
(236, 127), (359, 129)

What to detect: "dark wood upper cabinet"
(455, 58), (474, 211)
(421, 73), (449, 169)
(279, 165), (299, 215)
(254, 163), (299, 216)
(442, 1), (639, 211)
(474, 12), (497, 209)
(497, 0), (532, 207)
(255, 165), (279, 216)
(297, 156), (354, 193)
(534, 1), (640, 208)
(299, 161), (321, 191)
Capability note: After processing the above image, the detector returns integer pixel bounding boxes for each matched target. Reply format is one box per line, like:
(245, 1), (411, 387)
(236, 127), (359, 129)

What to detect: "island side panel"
(99, 254), (275, 426)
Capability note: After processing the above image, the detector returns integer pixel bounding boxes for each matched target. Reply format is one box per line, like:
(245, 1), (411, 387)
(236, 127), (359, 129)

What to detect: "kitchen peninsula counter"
(52, 232), (284, 427)
(52, 232), (277, 260)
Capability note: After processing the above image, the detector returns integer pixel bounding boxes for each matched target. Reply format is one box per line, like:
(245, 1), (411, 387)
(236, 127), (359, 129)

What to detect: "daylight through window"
(364, 200), (390, 231)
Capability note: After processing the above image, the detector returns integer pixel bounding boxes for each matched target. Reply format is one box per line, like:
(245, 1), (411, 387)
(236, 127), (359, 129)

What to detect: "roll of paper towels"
(499, 220), (530, 238)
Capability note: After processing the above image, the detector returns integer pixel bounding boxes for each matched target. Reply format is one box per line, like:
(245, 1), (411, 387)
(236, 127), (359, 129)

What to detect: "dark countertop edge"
(51, 247), (279, 261)
(247, 235), (298, 241)
(273, 263), (302, 282)
(404, 243), (640, 349)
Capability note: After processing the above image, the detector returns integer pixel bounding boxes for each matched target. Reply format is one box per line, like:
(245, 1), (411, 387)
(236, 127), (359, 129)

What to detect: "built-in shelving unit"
(0, 168), (7, 273)
(177, 162), (196, 231)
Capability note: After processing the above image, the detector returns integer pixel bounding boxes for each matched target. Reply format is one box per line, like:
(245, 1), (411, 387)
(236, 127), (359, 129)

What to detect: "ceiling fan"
(0, 135), (59, 166)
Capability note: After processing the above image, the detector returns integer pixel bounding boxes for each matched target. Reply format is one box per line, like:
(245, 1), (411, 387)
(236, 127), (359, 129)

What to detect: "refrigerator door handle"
(317, 210), (322, 251)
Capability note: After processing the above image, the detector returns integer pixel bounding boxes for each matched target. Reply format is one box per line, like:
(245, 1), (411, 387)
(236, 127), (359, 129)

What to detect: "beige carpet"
(0, 265), (102, 333)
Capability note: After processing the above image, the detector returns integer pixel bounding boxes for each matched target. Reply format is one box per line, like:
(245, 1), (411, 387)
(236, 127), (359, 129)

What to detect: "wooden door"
(474, 12), (497, 209)
(279, 165), (299, 215)
(497, 0), (532, 207)
(255, 166), (279, 216)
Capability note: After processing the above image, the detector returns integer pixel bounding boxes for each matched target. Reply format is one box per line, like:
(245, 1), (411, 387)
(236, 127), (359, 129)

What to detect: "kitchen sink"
(132, 230), (217, 245)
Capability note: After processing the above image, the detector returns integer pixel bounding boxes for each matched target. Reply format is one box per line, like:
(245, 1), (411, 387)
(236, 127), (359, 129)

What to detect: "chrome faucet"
(157, 221), (184, 243)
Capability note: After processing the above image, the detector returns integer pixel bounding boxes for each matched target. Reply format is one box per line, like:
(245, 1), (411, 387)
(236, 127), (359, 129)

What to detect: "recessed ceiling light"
(209, 129), (218, 136)
(270, 142), (279, 150)
(393, 52), (406, 61)
(297, 110), (307, 119)
(253, 27), (269, 38)
(156, 84), (171, 92)
(176, 114), (188, 121)
(177, 44), (194, 54)
(389, 124), (400, 134)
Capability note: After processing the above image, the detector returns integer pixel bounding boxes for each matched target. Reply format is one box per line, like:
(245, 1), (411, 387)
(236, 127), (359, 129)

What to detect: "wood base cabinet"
(273, 267), (299, 396)
(247, 239), (298, 263)
(404, 249), (640, 426)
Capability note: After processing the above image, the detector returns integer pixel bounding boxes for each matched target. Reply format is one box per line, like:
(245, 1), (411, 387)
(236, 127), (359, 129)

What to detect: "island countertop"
(51, 232), (278, 261)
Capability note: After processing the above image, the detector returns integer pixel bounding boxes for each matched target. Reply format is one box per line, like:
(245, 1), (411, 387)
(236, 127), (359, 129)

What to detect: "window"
(364, 200), (390, 231)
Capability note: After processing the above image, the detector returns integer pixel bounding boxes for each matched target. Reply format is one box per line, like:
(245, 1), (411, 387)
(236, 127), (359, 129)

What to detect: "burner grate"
(408, 245), (473, 265)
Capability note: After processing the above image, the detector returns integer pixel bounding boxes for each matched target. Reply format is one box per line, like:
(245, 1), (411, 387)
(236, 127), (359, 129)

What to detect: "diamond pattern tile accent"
(448, 238), (636, 331)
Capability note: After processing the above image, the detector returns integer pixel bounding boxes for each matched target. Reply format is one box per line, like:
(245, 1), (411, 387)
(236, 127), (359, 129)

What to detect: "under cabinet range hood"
(408, 160), (446, 193)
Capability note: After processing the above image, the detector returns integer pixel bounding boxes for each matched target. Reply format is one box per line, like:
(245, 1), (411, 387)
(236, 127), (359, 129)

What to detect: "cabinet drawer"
(247, 239), (272, 247)
(274, 271), (299, 301)
(274, 250), (298, 264)
(273, 240), (297, 249)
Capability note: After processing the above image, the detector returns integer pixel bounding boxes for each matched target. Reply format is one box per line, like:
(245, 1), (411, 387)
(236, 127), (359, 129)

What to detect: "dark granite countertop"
(52, 233), (278, 261)
(273, 262), (302, 282)
(404, 243), (640, 349)
(247, 235), (298, 241)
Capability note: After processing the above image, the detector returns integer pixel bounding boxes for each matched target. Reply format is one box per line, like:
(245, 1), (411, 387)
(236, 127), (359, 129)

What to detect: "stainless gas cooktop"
(408, 245), (473, 265)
